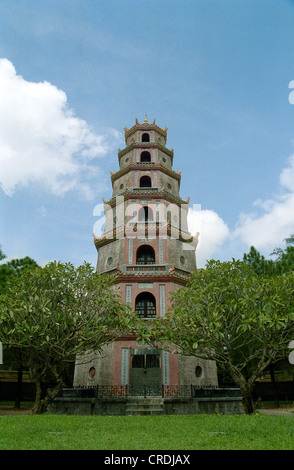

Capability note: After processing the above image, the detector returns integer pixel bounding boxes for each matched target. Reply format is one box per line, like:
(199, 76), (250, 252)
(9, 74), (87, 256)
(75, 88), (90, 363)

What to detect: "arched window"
(136, 245), (155, 264)
(135, 292), (156, 318)
(140, 175), (151, 188)
(142, 133), (150, 142)
(138, 206), (153, 222)
(140, 151), (151, 162)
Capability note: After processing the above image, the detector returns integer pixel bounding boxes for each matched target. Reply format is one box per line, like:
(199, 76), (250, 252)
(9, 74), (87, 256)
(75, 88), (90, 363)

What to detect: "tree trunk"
(224, 362), (256, 414)
(32, 366), (64, 414)
(14, 354), (23, 410)
(32, 373), (43, 414)
(240, 386), (256, 414)
(269, 363), (279, 408)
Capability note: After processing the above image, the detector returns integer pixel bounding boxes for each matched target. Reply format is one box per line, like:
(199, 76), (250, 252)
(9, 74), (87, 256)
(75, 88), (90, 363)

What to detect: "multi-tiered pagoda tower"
(74, 117), (218, 393)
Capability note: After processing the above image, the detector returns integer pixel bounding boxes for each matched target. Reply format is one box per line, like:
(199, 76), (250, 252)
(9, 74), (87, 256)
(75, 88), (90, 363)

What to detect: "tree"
(243, 236), (294, 406)
(271, 234), (294, 274)
(0, 250), (39, 408)
(244, 234), (294, 276)
(139, 260), (294, 414)
(0, 261), (134, 414)
(243, 246), (276, 276)
(0, 255), (39, 292)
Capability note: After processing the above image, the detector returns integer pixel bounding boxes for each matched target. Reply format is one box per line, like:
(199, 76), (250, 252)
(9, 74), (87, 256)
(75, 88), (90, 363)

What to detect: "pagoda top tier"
(123, 116), (168, 144)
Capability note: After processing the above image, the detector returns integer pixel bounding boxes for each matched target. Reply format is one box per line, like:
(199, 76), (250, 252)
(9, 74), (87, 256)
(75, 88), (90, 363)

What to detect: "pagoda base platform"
(47, 386), (244, 416)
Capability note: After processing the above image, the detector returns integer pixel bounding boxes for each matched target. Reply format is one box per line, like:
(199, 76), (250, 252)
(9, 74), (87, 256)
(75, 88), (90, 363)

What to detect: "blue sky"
(1, 0), (294, 268)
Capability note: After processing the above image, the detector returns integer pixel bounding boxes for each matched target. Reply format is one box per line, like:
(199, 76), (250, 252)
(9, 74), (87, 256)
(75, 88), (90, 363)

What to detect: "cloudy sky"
(1, 0), (294, 269)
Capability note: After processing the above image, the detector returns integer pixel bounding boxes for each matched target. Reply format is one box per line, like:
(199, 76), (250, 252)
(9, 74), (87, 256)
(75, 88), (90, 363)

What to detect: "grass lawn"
(0, 413), (293, 450)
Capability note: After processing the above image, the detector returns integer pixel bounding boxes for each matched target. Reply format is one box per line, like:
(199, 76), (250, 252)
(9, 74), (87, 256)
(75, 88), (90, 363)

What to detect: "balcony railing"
(124, 264), (170, 273)
(120, 264), (191, 279)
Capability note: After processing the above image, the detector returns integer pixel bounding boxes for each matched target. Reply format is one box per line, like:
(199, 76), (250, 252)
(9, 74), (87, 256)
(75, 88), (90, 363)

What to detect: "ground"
(257, 404), (294, 416)
(0, 403), (33, 416)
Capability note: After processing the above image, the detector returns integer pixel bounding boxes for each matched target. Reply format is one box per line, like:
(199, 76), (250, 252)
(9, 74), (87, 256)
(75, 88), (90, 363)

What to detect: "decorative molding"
(128, 238), (133, 264)
(125, 285), (132, 305)
(159, 284), (166, 317)
(120, 348), (129, 386)
(162, 351), (170, 386)
(138, 282), (154, 288)
(158, 237), (164, 264)
(118, 142), (173, 159)
(123, 119), (168, 141)
(111, 162), (181, 184)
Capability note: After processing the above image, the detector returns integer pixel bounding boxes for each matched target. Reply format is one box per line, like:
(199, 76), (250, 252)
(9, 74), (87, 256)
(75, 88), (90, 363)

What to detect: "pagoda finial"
(143, 114), (149, 124)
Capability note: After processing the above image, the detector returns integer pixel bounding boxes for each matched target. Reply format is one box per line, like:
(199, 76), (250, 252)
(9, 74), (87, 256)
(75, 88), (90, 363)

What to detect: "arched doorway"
(135, 292), (156, 318)
(136, 245), (155, 265)
(140, 151), (151, 162)
(129, 348), (161, 396)
(130, 293), (162, 395)
(140, 175), (152, 187)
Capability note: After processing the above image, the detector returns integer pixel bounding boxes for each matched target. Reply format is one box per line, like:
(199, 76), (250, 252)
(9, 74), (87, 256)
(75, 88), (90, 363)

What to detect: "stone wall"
(96, 239), (125, 274)
(157, 148), (172, 169)
(73, 343), (114, 387)
(178, 355), (218, 387)
(48, 395), (244, 416)
(166, 238), (196, 272)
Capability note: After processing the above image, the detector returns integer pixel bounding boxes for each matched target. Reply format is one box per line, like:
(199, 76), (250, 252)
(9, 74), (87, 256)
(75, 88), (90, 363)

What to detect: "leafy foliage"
(244, 234), (294, 275)
(0, 253), (39, 292)
(138, 259), (294, 413)
(0, 248), (40, 408)
(0, 261), (134, 413)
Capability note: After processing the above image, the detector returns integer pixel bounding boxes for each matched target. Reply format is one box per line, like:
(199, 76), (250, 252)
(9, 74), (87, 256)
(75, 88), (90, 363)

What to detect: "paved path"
(0, 405), (33, 416)
(257, 407), (294, 416)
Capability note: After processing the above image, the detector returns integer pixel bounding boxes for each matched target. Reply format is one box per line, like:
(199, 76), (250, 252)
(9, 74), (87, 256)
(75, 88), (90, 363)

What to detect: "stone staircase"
(126, 396), (164, 416)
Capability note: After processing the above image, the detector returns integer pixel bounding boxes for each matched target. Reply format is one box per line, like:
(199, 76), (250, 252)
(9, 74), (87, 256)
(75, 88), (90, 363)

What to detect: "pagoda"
(73, 117), (218, 394)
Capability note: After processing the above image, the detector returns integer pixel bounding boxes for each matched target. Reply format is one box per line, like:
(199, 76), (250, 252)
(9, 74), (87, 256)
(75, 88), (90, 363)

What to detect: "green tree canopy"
(0, 247), (39, 408)
(138, 259), (294, 414)
(0, 261), (134, 413)
(0, 254), (39, 292)
(271, 234), (294, 273)
(244, 234), (294, 275)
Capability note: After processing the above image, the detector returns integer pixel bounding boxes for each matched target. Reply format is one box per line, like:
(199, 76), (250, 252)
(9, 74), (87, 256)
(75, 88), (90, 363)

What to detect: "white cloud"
(188, 205), (230, 267)
(186, 153), (294, 267)
(0, 58), (120, 198)
(234, 154), (294, 252)
(280, 154), (294, 192)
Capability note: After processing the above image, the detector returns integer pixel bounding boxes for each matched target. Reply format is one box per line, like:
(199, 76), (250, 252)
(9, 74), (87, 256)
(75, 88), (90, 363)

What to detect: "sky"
(1, 0), (294, 269)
